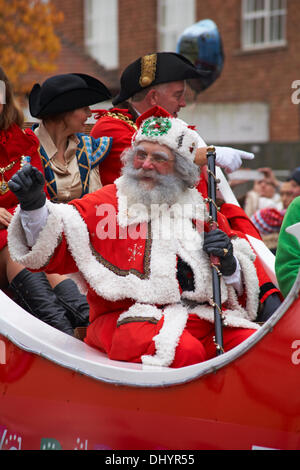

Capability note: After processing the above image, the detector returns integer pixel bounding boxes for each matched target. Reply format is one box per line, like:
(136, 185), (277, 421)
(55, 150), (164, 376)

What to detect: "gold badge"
(0, 158), (20, 195)
(139, 54), (157, 88)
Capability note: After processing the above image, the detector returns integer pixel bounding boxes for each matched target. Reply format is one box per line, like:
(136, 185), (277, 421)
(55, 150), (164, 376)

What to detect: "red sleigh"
(0, 170), (299, 451)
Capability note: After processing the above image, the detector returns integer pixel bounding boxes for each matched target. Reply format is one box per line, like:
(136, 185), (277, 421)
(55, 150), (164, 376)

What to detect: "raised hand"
(214, 146), (254, 173)
(203, 229), (237, 276)
(8, 164), (46, 211)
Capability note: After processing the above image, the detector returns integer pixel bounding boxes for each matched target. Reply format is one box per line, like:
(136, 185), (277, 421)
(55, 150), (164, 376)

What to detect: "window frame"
(84, 0), (118, 69)
(157, 0), (196, 52)
(241, 0), (287, 51)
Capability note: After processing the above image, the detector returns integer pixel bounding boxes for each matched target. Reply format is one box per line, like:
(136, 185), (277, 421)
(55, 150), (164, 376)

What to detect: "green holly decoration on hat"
(141, 117), (172, 137)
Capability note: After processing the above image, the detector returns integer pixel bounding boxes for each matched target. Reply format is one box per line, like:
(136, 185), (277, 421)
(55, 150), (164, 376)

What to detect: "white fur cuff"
(8, 201), (64, 270)
(141, 303), (189, 367)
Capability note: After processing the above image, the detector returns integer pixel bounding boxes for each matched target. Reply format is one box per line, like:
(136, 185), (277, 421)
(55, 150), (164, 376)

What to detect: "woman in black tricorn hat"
(23, 73), (113, 334)
(29, 72), (112, 203)
(0, 69), (113, 336)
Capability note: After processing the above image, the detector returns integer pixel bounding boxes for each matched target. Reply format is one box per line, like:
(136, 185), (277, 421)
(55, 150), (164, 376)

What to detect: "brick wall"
(118, 0), (158, 72)
(195, 0), (300, 143)
(117, 0), (300, 145)
(50, 0), (158, 73)
(52, 0), (84, 48)
(22, 0), (119, 94)
(21, 0), (300, 152)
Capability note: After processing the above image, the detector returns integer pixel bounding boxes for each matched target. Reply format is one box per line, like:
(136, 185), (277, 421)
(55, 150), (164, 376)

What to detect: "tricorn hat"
(29, 73), (111, 118)
(112, 52), (209, 105)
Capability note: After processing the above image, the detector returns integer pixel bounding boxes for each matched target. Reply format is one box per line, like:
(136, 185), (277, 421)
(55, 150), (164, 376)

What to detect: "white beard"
(121, 161), (187, 210)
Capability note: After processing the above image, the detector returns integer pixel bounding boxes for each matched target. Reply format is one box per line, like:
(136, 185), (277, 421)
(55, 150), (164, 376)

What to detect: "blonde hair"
(0, 67), (24, 130)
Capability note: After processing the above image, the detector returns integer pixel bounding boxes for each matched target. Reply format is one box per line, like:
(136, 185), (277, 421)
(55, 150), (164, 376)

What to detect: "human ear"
(147, 88), (159, 106)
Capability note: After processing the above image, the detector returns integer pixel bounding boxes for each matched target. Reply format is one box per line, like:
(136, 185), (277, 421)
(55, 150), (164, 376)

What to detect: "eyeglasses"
(134, 149), (174, 165)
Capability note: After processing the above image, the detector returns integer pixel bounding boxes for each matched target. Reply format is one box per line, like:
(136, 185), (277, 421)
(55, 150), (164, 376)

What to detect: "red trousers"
(86, 312), (256, 368)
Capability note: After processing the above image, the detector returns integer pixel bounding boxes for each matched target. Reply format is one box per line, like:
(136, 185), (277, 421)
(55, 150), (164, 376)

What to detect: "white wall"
(179, 102), (269, 143)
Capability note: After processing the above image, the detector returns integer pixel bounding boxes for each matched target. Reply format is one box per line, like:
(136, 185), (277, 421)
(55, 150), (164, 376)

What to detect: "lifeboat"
(0, 169), (299, 451)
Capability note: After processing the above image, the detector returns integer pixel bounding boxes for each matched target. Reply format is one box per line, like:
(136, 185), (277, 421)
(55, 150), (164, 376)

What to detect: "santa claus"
(7, 107), (280, 367)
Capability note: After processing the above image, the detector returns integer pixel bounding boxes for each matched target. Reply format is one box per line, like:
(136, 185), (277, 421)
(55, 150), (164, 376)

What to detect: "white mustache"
(135, 168), (158, 179)
(128, 167), (170, 185)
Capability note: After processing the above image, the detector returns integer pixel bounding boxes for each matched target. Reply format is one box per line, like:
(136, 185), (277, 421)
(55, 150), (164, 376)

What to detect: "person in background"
(287, 166), (300, 199)
(8, 107), (282, 367)
(244, 167), (282, 218)
(279, 180), (295, 210)
(0, 66), (86, 335)
(250, 180), (295, 254)
(275, 195), (300, 298)
(275, 167), (300, 296)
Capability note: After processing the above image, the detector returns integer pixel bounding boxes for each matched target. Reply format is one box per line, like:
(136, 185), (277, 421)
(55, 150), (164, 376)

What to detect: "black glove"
(203, 229), (237, 276)
(8, 164), (46, 211)
(256, 293), (281, 322)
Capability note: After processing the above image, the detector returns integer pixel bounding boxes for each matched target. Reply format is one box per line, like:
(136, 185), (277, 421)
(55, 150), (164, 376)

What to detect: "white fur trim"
(8, 201), (64, 270)
(231, 238), (259, 321)
(189, 303), (260, 330)
(61, 204), (180, 303)
(117, 303), (163, 324)
(141, 303), (189, 367)
(185, 236), (260, 328)
(176, 230), (229, 304)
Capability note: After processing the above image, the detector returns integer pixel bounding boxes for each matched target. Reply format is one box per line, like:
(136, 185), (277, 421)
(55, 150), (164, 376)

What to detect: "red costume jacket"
(0, 124), (48, 250)
(91, 107), (137, 186)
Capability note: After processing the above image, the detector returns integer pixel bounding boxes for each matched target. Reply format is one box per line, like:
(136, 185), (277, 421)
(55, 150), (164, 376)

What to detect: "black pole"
(206, 146), (224, 356)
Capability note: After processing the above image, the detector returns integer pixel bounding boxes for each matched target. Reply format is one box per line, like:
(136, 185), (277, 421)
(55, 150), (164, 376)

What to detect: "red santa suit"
(91, 106), (279, 305)
(0, 123), (48, 250)
(9, 176), (266, 367)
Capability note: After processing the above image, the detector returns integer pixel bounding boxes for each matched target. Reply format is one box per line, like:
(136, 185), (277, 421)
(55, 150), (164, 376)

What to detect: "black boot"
(9, 268), (74, 336)
(53, 278), (90, 328)
(256, 292), (282, 323)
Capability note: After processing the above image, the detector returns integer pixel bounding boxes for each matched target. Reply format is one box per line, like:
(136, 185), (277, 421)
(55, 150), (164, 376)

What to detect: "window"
(157, 0), (196, 51)
(242, 0), (286, 50)
(84, 0), (118, 69)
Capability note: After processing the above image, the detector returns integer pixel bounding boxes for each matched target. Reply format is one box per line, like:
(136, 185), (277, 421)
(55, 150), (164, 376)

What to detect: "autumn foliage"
(0, 0), (64, 93)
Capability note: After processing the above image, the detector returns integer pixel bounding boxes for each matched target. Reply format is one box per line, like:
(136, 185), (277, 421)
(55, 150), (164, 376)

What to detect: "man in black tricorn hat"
(91, 52), (254, 187)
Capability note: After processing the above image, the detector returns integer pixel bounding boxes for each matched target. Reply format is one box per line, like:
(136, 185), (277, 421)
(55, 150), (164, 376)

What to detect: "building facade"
(23, 0), (300, 169)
